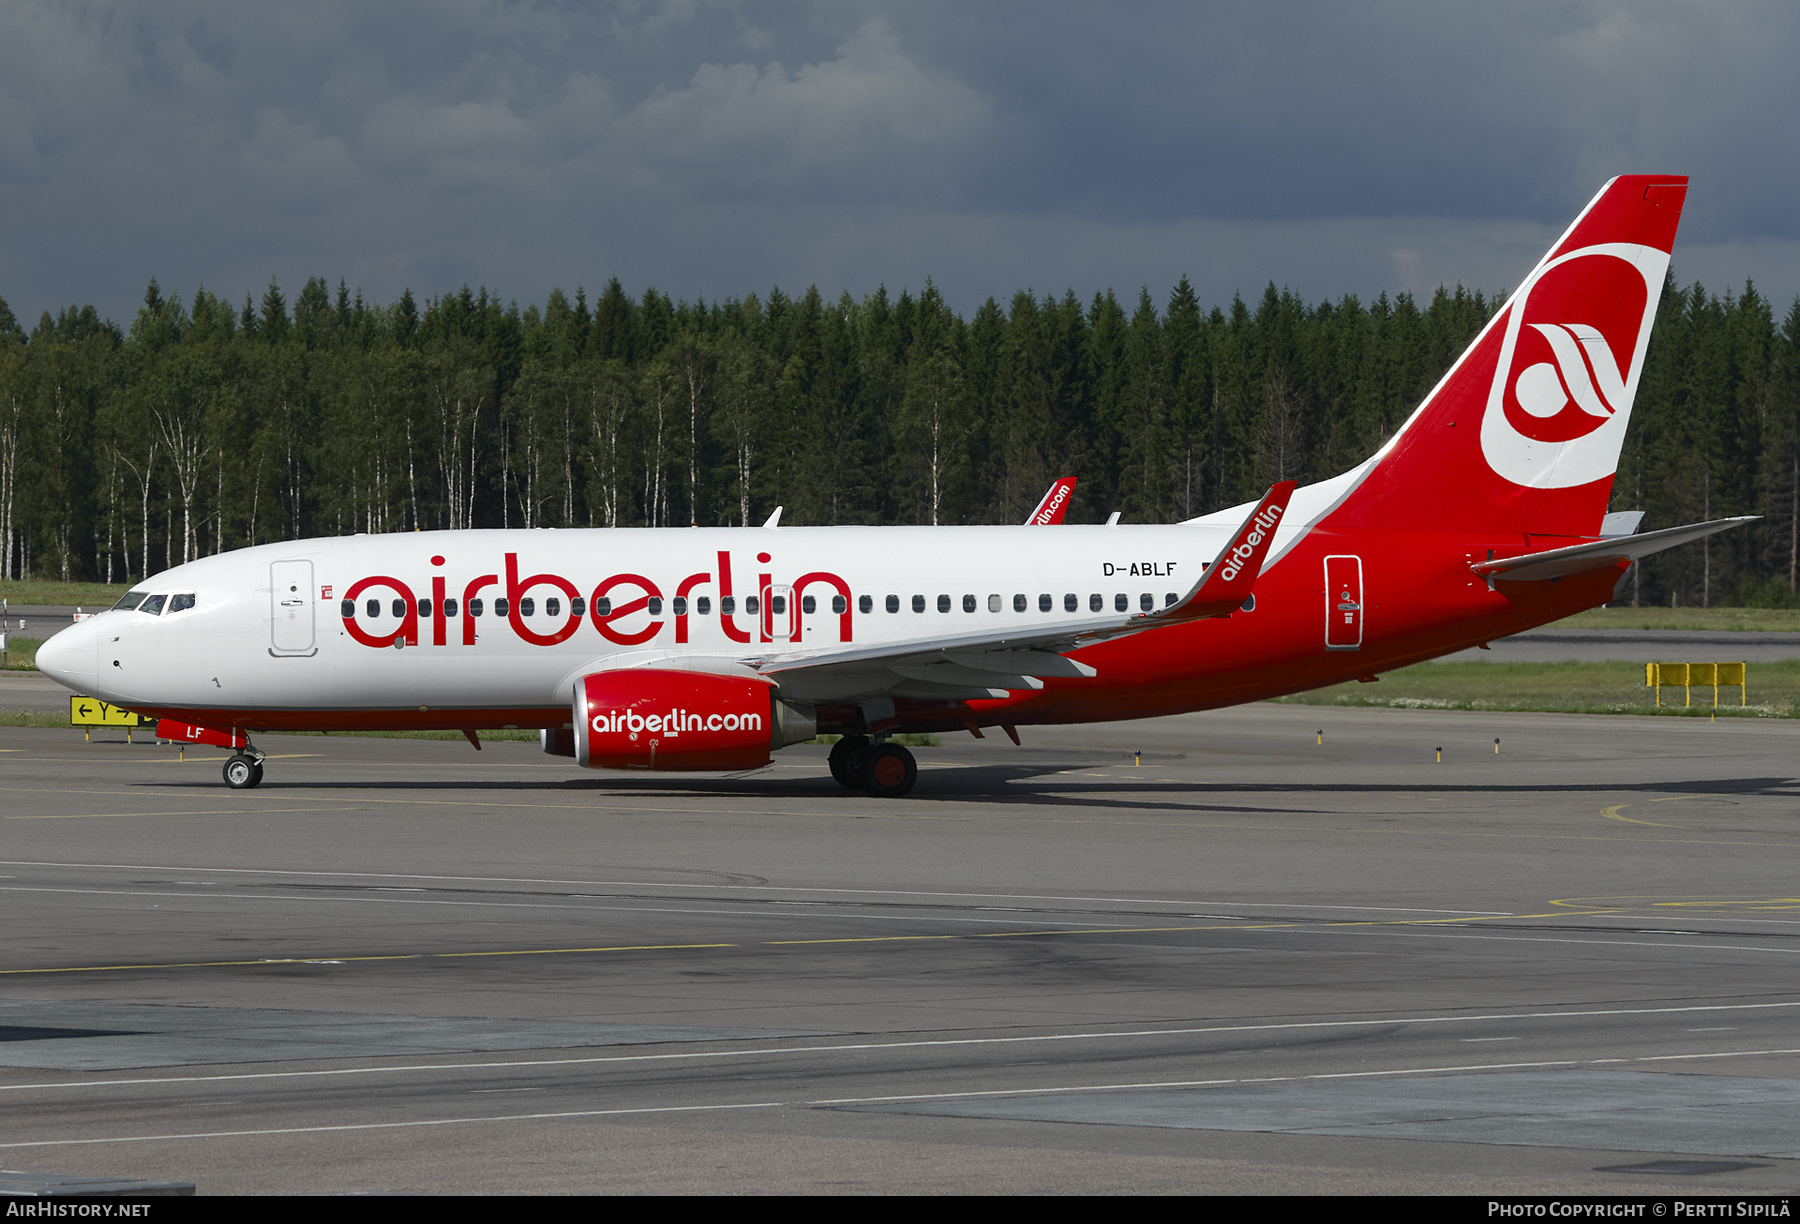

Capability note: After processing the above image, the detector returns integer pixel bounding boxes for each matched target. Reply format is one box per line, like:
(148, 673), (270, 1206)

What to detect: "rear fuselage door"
(270, 559), (316, 655)
(1324, 555), (1363, 650)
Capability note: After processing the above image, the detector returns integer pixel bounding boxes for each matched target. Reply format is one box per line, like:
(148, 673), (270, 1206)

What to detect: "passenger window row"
(880, 592), (1180, 614)
(345, 596), (620, 619)
(341, 590), (1182, 622)
(122, 588), (1178, 624)
(341, 592), (867, 620)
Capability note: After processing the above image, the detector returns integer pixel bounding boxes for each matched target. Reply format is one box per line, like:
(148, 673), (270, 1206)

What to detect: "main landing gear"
(223, 751), (265, 789)
(828, 735), (918, 798)
(828, 735), (868, 787)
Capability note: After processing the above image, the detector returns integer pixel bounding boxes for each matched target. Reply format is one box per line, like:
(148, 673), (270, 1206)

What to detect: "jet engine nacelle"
(572, 668), (814, 771)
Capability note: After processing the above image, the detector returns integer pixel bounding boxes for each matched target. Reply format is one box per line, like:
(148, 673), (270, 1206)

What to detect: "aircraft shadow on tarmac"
(126, 760), (1800, 819)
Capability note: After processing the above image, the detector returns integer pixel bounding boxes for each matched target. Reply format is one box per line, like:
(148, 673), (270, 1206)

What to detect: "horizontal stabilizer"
(1470, 516), (1757, 583)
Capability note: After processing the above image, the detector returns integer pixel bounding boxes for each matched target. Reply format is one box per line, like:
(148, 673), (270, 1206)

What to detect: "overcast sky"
(3, 1), (1796, 329)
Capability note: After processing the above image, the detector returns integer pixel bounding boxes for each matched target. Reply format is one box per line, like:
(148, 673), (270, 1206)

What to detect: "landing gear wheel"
(862, 743), (917, 798)
(223, 754), (263, 789)
(828, 735), (870, 788)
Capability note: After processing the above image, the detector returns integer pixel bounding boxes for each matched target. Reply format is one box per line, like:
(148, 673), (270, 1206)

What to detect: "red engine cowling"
(574, 669), (778, 771)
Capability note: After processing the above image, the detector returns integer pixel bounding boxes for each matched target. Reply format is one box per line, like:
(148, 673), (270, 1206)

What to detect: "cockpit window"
(111, 591), (148, 611)
(138, 594), (167, 615)
(169, 594), (196, 613)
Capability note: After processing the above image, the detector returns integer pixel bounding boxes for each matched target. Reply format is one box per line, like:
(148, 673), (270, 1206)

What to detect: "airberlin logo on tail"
(1219, 503), (1284, 581)
(1514, 323), (1628, 425)
(1480, 242), (1669, 489)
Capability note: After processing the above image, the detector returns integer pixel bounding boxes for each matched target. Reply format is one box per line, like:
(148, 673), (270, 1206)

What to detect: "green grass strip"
(0, 582), (131, 606)
(1270, 658), (1800, 718)
(1, 637), (41, 671)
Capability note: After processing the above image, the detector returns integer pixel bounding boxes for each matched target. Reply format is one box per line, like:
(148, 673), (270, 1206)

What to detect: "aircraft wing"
(1471, 516), (1756, 584)
(754, 483), (1297, 704)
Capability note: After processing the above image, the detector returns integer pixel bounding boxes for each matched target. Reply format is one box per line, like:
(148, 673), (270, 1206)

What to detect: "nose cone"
(35, 618), (99, 693)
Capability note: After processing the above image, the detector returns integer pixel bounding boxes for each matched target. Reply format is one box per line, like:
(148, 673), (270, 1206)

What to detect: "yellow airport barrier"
(68, 696), (151, 742)
(1645, 662), (1746, 709)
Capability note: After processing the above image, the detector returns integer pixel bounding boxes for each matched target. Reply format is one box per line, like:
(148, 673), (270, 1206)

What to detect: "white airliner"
(36, 176), (1748, 796)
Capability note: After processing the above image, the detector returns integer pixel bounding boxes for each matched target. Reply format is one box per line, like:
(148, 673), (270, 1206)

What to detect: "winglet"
(1154, 482), (1296, 623)
(1025, 478), (1077, 525)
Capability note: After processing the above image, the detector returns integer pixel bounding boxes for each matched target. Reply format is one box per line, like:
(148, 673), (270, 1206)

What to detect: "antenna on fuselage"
(763, 507), (784, 530)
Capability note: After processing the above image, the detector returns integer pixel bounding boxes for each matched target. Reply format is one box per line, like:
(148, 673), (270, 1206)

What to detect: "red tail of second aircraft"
(1025, 478), (1078, 525)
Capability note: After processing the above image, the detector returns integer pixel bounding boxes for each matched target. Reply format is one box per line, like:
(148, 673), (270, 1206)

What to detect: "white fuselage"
(42, 523), (1234, 720)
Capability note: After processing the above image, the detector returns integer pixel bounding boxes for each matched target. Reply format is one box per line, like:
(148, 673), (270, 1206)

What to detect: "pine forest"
(0, 271), (1796, 609)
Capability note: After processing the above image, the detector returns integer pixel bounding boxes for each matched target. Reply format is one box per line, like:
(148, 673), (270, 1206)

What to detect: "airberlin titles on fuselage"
(338, 549), (853, 650)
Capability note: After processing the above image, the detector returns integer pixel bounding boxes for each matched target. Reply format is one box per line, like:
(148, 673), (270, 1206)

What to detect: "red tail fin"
(1328, 176), (1687, 540)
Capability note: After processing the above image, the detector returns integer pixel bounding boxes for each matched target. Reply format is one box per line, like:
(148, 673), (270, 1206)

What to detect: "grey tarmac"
(0, 704), (1796, 1194)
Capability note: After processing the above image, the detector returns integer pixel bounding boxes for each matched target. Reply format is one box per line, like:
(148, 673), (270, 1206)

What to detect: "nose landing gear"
(223, 752), (265, 789)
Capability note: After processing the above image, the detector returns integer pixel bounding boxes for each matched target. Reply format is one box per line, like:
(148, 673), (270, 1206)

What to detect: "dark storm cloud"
(0, 1), (1794, 328)
(894, 3), (1800, 237)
